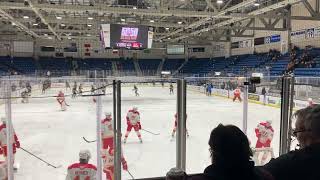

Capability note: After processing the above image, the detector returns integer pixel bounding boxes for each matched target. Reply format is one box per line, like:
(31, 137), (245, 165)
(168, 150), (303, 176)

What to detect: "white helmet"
(105, 112), (111, 117)
(308, 98), (313, 102)
(1, 117), (6, 124)
(133, 106), (138, 111)
(79, 149), (91, 160)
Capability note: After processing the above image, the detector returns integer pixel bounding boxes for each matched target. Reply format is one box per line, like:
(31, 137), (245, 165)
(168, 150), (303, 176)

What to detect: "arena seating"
(179, 58), (213, 76)
(77, 59), (113, 70)
(1, 47), (320, 77)
(162, 59), (185, 72)
(138, 59), (161, 71)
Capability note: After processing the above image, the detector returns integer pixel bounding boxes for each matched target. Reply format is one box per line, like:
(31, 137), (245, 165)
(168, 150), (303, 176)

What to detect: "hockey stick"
(141, 128), (160, 135)
(20, 147), (61, 168)
(127, 170), (135, 180)
(82, 137), (96, 143)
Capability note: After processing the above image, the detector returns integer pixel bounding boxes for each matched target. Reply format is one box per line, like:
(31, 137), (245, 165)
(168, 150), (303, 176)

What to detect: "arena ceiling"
(0, 0), (317, 44)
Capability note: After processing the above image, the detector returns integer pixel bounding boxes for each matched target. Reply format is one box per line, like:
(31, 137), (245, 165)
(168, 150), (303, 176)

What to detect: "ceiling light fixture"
(254, 2), (260, 6)
(165, 27), (170, 30)
(88, 17), (93, 20)
(121, 18), (126, 22)
(150, 20), (155, 23)
(23, 16), (29, 19)
(133, 6), (137, 9)
(87, 24), (92, 27)
(56, 16), (62, 20)
(61, 24), (66, 26)
(33, 23), (38, 26)
(217, 0), (223, 4)
(12, 22), (16, 26)
(177, 21), (183, 24)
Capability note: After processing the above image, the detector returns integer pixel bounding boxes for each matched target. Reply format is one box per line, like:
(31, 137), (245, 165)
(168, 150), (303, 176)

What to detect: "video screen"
(110, 24), (149, 49)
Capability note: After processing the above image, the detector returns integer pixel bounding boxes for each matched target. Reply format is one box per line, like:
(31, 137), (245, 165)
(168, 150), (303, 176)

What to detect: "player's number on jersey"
(74, 176), (90, 180)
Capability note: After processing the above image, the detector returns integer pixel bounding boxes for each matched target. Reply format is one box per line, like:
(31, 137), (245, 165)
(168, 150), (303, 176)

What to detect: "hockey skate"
(139, 138), (143, 143)
(123, 138), (127, 143)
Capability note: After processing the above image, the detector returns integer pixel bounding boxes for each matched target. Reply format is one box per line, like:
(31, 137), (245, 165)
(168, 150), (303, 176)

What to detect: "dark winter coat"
(203, 161), (273, 180)
(264, 143), (320, 180)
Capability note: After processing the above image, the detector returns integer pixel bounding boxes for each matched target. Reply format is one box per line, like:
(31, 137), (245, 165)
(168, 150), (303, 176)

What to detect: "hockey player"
(66, 149), (97, 180)
(102, 112), (114, 150)
(78, 84), (83, 95)
(254, 120), (274, 165)
(72, 86), (77, 99)
(124, 107), (142, 143)
(169, 83), (174, 95)
(21, 90), (29, 103)
(57, 91), (67, 111)
(65, 81), (71, 91)
(102, 148), (128, 180)
(172, 113), (189, 138)
(91, 85), (95, 95)
(0, 117), (20, 167)
(255, 120), (274, 148)
(233, 87), (242, 102)
(133, 85), (139, 96)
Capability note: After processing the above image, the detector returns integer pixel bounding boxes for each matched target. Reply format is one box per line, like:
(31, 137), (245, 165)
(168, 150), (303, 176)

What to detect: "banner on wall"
(239, 39), (252, 48)
(291, 30), (306, 39)
(315, 27), (320, 37)
(306, 28), (315, 39)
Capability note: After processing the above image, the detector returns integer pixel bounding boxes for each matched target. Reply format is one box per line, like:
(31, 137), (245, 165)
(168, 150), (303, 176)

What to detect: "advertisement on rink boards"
(248, 94), (260, 101)
(189, 85), (310, 109)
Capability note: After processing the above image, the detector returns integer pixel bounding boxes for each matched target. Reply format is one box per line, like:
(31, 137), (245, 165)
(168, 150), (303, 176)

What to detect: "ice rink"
(0, 84), (281, 180)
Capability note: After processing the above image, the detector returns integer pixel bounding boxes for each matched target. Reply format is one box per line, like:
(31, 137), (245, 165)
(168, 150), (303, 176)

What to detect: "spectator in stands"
(264, 105), (320, 180)
(204, 124), (273, 180)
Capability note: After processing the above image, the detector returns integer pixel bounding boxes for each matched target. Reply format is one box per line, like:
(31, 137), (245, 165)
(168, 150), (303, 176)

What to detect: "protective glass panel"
(1, 76), (102, 180)
(184, 77), (245, 174)
(118, 77), (177, 179)
(247, 76), (282, 165)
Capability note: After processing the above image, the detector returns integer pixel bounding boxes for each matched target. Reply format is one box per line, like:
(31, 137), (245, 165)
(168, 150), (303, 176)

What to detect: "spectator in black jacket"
(264, 105), (320, 180)
(204, 124), (273, 180)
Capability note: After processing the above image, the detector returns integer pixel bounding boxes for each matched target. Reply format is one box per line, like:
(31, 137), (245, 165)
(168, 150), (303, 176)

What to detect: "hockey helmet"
(266, 120), (272, 125)
(0, 117), (5, 123)
(133, 106), (138, 111)
(79, 149), (91, 160)
(308, 98), (313, 102)
(105, 112), (111, 117)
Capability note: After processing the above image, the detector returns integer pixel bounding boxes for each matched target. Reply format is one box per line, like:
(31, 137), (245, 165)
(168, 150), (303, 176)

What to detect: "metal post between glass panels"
(243, 85), (248, 135)
(112, 80), (118, 180)
(96, 87), (103, 180)
(116, 80), (122, 180)
(176, 79), (186, 171)
(279, 75), (292, 155)
(5, 81), (14, 180)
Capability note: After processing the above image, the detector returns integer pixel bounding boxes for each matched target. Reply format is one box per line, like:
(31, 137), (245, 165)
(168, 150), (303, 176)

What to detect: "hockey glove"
(15, 141), (20, 148)
(122, 160), (128, 171)
(0, 148), (3, 155)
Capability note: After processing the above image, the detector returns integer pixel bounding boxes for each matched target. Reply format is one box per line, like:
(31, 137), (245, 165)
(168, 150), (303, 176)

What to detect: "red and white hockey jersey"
(101, 117), (113, 139)
(126, 110), (140, 125)
(255, 122), (274, 148)
(0, 123), (19, 147)
(66, 163), (97, 180)
(102, 149), (127, 172)
(234, 88), (241, 95)
(57, 92), (65, 104)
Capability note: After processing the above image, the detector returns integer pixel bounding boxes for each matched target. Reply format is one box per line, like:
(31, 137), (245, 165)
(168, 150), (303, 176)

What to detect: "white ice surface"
(0, 86), (280, 180)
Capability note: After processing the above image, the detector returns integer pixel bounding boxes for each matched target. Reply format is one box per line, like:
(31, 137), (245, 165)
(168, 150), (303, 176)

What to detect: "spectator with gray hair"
(264, 105), (320, 180)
